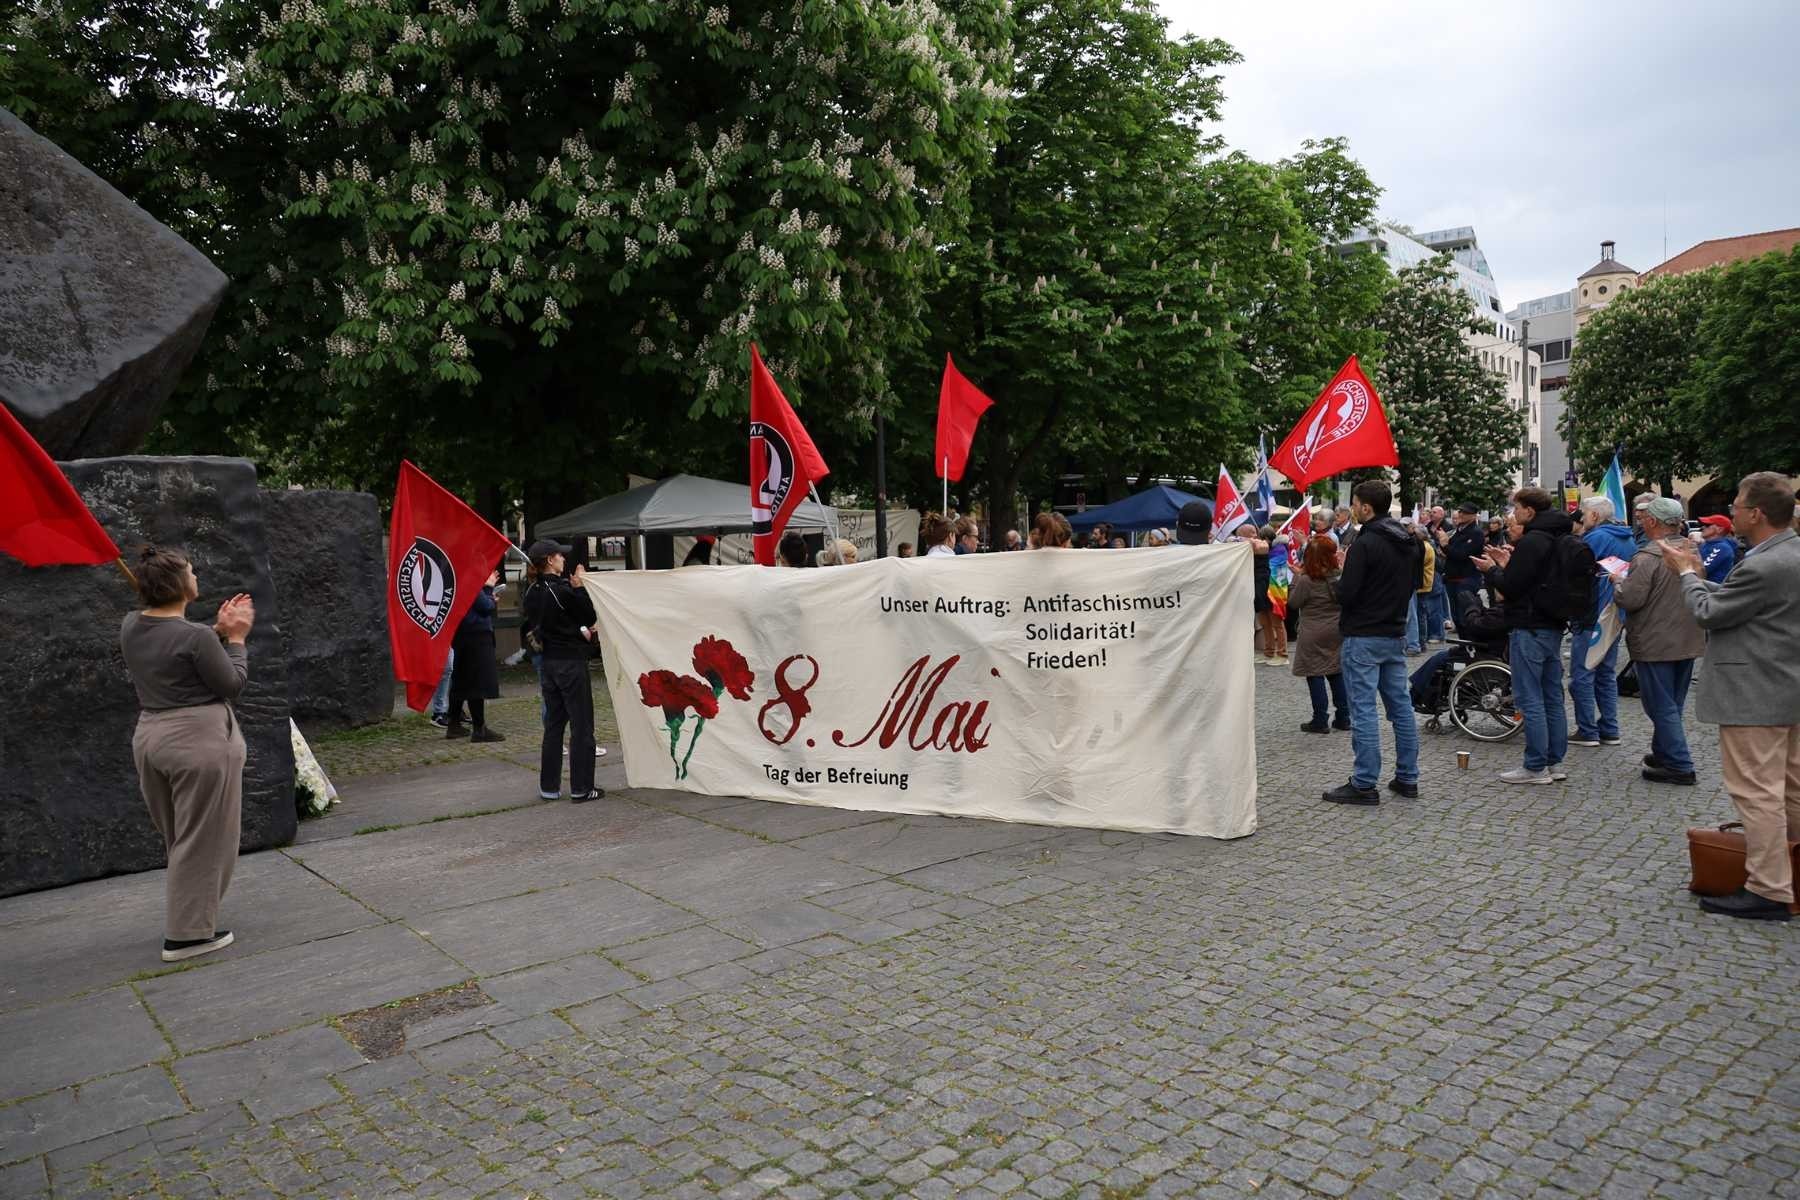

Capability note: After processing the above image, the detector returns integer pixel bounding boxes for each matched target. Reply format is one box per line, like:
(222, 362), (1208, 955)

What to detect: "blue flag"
(1602, 454), (1627, 521)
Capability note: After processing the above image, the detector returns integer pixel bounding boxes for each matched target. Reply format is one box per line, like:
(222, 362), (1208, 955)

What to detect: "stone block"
(262, 488), (391, 727)
(0, 457), (294, 897)
(0, 107), (227, 458)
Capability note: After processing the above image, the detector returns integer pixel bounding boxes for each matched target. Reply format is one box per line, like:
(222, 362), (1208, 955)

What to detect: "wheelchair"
(1410, 635), (1522, 742)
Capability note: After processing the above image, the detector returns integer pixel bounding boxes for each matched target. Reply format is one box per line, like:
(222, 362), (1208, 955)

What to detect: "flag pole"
(942, 456), (948, 516)
(114, 556), (138, 591)
(808, 483), (840, 552)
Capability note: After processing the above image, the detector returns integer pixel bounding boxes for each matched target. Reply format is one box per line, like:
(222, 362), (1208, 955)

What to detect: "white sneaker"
(1568, 737), (1601, 748)
(1499, 767), (1555, 785)
(1550, 767), (1568, 781)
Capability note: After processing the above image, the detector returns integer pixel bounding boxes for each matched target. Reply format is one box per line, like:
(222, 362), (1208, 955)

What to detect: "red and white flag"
(0, 402), (121, 567)
(1269, 356), (1398, 492)
(1212, 465), (1249, 540)
(749, 345), (830, 566)
(387, 461), (513, 712)
(1274, 498), (1313, 549)
(936, 354), (994, 483)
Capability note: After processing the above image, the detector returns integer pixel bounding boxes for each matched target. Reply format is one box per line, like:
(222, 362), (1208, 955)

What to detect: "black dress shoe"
(445, 722), (470, 740)
(1641, 766), (1696, 785)
(1387, 779), (1420, 799)
(1323, 781), (1380, 806)
(1332, 716), (1352, 731)
(1643, 753), (1667, 768)
(1699, 888), (1792, 922)
(1299, 719), (1330, 734)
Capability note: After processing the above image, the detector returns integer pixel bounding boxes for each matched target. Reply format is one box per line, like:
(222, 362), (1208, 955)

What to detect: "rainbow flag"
(1267, 540), (1291, 619)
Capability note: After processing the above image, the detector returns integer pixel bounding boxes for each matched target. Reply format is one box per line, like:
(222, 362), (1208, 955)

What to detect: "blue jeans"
(1306, 673), (1347, 724)
(1405, 599), (1423, 653)
(1509, 628), (1567, 771)
(1424, 585), (1448, 643)
(1636, 659), (1695, 774)
(430, 648), (455, 717)
(1341, 636), (1419, 788)
(1568, 626), (1620, 741)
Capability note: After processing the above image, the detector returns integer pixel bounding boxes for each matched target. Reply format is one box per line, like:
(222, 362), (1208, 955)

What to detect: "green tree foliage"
(1560, 270), (1716, 492)
(1682, 247), (1800, 483)
(1371, 258), (1524, 509)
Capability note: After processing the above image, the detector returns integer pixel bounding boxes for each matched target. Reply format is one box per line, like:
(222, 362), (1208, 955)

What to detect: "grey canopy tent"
(535, 473), (836, 538)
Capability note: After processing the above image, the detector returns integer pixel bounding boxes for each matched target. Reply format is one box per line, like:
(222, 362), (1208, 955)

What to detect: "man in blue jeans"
(1325, 480), (1424, 805)
(1475, 487), (1576, 784)
(1568, 496), (1637, 747)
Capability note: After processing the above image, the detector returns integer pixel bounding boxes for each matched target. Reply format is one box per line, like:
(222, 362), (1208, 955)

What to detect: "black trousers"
(539, 656), (595, 797)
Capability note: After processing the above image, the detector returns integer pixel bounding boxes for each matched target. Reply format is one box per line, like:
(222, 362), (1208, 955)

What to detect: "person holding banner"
(523, 539), (602, 803)
(120, 546), (255, 961)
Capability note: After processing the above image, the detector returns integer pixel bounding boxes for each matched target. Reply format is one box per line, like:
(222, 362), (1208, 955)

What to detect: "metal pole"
(1519, 316), (1531, 486)
(942, 456), (948, 516)
(874, 410), (889, 559)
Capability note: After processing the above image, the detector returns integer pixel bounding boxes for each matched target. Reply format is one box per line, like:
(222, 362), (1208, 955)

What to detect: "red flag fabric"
(1269, 356), (1399, 492)
(1274, 498), (1313, 549)
(749, 345), (831, 566)
(0, 403), (121, 567)
(1212, 466), (1249, 540)
(387, 461), (513, 711)
(936, 354), (994, 483)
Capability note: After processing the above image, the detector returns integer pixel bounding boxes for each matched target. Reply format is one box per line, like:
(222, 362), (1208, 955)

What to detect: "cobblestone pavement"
(3, 666), (1796, 1199)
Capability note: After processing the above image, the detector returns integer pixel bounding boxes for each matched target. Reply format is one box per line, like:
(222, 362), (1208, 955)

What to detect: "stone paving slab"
(477, 954), (637, 1016)
(412, 875), (698, 975)
(290, 756), (548, 845)
(0, 988), (166, 1105)
(610, 840), (888, 918)
(0, 851), (380, 1012)
(136, 922), (467, 1052)
(0, 1066), (184, 1164)
(171, 1025), (364, 1111)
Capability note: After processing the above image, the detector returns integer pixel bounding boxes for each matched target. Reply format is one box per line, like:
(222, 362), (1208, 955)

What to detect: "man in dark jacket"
(1324, 479), (1424, 806)
(523, 539), (603, 803)
(1437, 502), (1487, 621)
(1475, 487), (1575, 785)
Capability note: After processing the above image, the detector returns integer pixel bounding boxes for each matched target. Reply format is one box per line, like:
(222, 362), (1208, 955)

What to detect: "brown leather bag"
(1686, 822), (1800, 914)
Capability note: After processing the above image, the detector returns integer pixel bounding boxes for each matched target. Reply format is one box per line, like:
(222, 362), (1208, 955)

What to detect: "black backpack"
(1535, 533), (1598, 626)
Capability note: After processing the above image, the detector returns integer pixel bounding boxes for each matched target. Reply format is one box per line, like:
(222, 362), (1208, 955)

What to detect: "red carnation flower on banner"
(638, 670), (719, 722)
(692, 636), (755, 701)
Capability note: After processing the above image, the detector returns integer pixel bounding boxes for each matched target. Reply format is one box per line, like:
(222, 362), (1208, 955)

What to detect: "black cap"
(526, 538), (571, 560)
(1175, 500), (1213, 545)
(1457, 502), (1479, 515)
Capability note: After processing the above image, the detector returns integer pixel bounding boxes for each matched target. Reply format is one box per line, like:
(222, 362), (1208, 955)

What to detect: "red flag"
(1212, 465), (1249, 540)
(936, 354), (993, 483)
(749, 345), (830, 566)
(0, 402), (121, 566)
(1269, 356), (1399, 492)
(387, 461), (512, 712)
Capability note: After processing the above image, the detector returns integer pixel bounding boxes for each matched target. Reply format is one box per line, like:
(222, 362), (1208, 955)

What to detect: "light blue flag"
(1254, 434), (1276, 518)
(1602, 454), (1628, 520)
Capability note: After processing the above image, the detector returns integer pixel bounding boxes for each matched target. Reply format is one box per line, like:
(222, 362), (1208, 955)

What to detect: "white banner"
(585, 543), (1257, 838)
(675, 508), (923, 566)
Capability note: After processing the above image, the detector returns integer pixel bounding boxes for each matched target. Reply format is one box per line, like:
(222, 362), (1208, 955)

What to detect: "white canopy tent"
(535, 473), (836, 539)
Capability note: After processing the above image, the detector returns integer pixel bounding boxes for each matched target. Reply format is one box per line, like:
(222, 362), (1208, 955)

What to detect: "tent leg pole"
(636, 534), (645, 570)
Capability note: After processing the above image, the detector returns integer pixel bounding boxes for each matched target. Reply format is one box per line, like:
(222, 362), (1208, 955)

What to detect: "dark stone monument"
(0, 458), (296, 898)
(0, 106), (228, 458)
(264, 489), (393, 728)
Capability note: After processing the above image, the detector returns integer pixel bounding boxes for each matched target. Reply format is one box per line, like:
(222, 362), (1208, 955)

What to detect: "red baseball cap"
(1698, 515), (1732, 532)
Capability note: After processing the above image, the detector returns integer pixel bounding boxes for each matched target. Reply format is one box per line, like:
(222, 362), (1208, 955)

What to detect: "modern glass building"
(1339, 224), (1511, 336)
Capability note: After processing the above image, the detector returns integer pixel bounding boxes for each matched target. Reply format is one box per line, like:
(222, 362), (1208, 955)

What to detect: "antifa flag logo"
(396, 537), (457, 636)
(1295, 378), (1370, 473)
(750, 420), (795, 537)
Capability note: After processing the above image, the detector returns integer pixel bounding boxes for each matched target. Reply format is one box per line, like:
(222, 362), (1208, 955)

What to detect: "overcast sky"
(1161, 0), (1800, 307)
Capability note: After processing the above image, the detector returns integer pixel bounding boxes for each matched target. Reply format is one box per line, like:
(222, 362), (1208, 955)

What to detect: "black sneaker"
(1699, 888), (1792, 922)
(1642, 766), (1696, 785)
(570, 788), (605, 804)
(470, 727), (506, 743)
(1387, 779), (1419, 799)
(445, 722), (470, 740)
(1323, 781), (1380, 806)
(162, 931), (233, 962)
(429, 713), (449, 728)
(1299, 719), (1330, 734)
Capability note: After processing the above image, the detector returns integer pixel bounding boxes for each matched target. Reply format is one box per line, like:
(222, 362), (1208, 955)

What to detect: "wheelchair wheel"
(1450, 661), (1522, 742)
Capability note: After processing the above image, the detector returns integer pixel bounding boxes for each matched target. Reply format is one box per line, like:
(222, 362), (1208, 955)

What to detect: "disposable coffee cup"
(1456, 751), (1471, 770)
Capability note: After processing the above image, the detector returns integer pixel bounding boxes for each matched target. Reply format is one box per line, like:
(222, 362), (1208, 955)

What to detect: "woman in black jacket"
(447, 567), (505, 742)
(523, 539), (603, 803)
